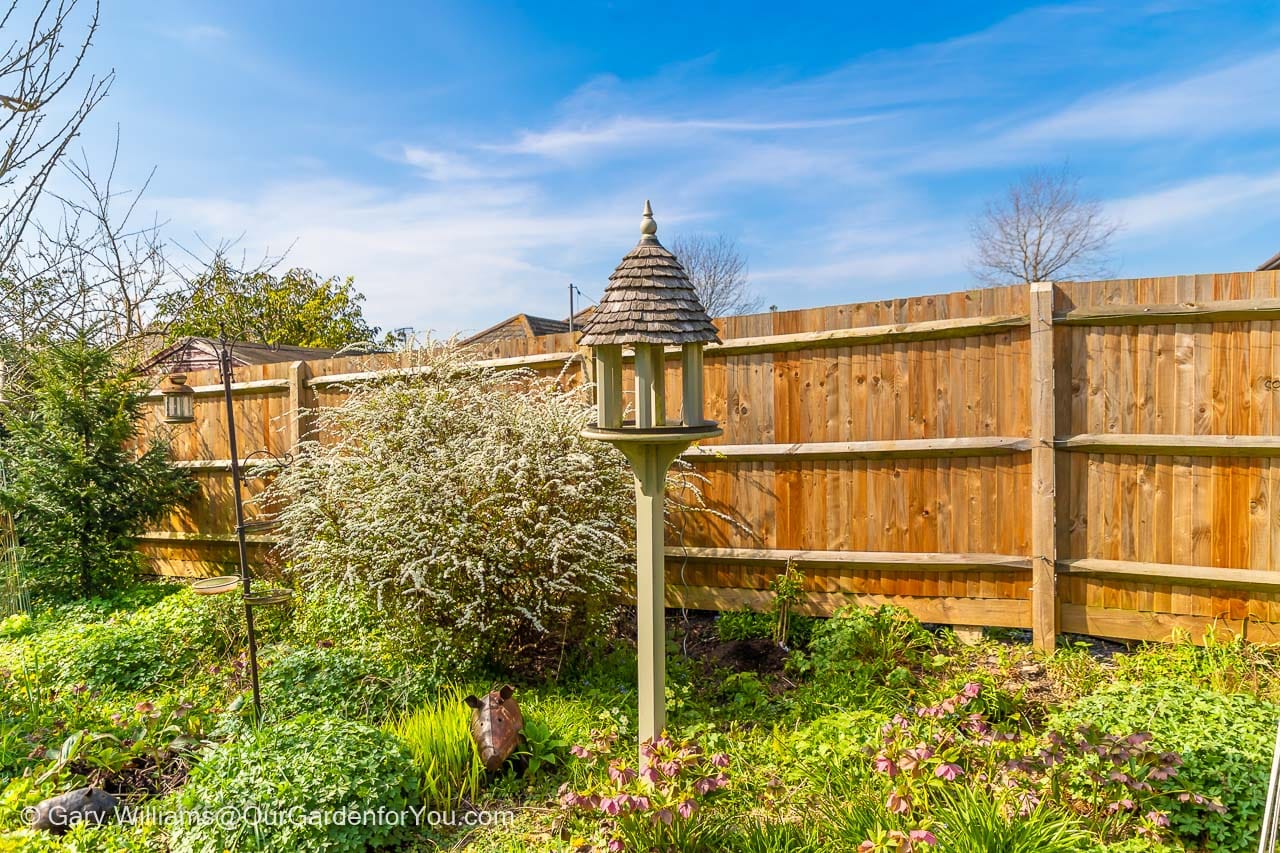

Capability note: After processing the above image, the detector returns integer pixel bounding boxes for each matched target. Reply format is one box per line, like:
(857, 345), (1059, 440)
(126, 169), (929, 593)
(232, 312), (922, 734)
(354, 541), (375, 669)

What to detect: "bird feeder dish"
(192, 575), (240, 596)
(243, 588), (293, 607)
(160, 373), (196, 424)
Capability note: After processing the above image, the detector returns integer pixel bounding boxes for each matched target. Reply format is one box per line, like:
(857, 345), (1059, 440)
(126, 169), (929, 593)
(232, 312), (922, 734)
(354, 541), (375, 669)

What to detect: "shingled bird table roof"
(578, 201), (720, 347)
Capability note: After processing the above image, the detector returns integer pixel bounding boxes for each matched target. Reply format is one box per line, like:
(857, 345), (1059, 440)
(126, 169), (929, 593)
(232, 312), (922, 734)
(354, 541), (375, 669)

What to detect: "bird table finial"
(641, 200), (657, 238)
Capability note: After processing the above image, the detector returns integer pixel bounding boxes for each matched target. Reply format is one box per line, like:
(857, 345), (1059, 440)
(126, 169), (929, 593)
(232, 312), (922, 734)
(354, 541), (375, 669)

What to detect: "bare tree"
(969, 165), (1119, 286)
(0, 0), (112, 271)
(669, 233), (763, 318)
(0, 136), (175, 351)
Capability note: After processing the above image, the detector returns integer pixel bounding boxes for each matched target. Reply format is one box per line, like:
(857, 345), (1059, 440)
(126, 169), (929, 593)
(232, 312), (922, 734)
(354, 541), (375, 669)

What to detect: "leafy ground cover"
(2, 582), (1277, 852)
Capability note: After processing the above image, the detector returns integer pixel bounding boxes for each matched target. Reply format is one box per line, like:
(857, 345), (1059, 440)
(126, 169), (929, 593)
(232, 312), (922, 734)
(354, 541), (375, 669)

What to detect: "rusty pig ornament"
(464, 684), (525, 772)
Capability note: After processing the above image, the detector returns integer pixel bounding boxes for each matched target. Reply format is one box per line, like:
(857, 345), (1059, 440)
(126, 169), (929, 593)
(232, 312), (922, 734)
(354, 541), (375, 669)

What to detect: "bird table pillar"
(580, 201), (722, 747)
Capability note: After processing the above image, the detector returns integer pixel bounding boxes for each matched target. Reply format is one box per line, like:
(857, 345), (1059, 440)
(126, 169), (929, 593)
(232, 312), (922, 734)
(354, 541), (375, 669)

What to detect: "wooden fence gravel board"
(135, 271), (1280, 646)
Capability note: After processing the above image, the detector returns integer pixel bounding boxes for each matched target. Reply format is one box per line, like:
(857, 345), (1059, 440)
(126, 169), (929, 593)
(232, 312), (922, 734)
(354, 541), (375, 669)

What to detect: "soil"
(68, 753), (191, 800)
(668, 611), (792, 689)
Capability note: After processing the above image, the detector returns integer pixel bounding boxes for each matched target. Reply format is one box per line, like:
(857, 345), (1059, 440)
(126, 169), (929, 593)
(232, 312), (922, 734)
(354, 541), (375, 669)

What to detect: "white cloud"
(499, 116), (880, 159)
(154, 179), (642, 336)
(1009, 49), (1280, 145)
(401, 147), (486, 182)
(1108, 168), (1280, 234)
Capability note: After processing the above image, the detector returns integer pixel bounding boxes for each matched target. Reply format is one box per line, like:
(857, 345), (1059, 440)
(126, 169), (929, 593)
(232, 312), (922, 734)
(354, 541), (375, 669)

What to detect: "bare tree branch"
(0, 132), (180, 358)
(969, 164), (1120, 286)
(668, 233), (762, 318)
(0, 0), (112, 271)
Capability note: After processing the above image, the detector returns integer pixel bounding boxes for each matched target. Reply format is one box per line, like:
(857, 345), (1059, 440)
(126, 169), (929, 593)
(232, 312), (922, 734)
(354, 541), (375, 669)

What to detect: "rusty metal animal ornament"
(465, 685), (525, 772)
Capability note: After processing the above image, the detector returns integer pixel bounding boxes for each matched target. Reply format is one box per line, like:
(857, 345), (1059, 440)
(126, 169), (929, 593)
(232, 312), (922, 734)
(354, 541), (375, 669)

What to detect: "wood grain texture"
(138, 272), (1280, 645)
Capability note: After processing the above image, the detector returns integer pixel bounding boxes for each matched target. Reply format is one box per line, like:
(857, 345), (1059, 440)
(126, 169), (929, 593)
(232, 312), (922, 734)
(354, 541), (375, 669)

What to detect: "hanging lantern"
(579, 201), (722, 749)
(160, 373), (196, 424)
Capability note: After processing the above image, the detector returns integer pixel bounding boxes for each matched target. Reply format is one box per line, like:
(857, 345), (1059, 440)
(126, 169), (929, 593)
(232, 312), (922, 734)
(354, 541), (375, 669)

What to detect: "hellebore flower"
(934, 763), (963, 781)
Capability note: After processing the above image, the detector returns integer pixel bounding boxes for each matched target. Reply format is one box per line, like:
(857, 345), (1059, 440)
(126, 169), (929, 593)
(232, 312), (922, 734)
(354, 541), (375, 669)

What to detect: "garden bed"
(3, 582), (1277, 852)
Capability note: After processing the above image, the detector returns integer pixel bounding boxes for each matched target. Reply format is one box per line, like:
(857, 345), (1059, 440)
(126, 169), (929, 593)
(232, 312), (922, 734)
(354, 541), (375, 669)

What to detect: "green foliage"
(770, 561), (804, 646)
(0, 584), (286, 702)
(160, 257), (378, 348)
(0, 612), (30, 638)
(0, 339), (195, 603)
(171, 714), (418, 853)
(804, 604), (939, 696)
(517, 717), (569, 779)
(716, 608), (774, 642)
(385, 687), (483, 809)
(559, 731), (733, 852)
(35, 589), (234, 692)
(698, 816), (821, 851)
(1051, 680), (1276, 851)
(259, 645), (440, 723)
(268, 346), (634, 675)
(930, 786), (1094, 852)
(1110, 631), (1280, 699)
(928, 672), (1022, 724)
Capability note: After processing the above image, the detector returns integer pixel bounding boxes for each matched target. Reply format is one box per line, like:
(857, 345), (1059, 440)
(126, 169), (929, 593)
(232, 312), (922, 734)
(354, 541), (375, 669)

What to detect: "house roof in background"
(1259, 250), (1280, 271)
(138, 337), (337, 374)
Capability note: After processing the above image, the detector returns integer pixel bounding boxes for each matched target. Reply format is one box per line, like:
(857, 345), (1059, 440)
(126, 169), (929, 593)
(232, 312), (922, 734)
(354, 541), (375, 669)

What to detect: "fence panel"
(132, 271), (1280, 645)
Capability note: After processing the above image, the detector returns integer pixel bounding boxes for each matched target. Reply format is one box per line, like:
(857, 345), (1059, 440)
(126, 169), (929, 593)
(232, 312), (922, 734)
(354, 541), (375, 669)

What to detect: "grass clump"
(386, 686), (484, 809)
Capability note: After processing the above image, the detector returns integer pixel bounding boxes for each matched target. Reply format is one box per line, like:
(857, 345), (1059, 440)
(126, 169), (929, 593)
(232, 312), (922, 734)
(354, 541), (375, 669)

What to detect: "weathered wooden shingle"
(578, 202), (720, 346)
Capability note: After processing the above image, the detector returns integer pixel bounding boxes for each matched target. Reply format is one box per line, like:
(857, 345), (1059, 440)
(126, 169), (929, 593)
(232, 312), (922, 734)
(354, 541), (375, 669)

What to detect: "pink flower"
(677, 799), (697, 819)
(659, 760), (681, 778)
(570, 745), (592, 759)
(934, 763), (963, 781)
(858, 843), (875, 852)
(629, 795), (650, 811)
(608, 764), (637, 785)
(653, 807), (673, 826)
(886, 791), (912, 815)
(899, 747), (934, 772)
(873, 754), (898, 776)
(1145, 810), (1171, 828)
(607, 840), (625, 852)
(710, 752), (730, 768)
(135, 701), (154, 714)
(641, 766), (661, 785)
(599, 796), (622, 816)
(694, 773), (728, 795)
(910, 829), (937, 845)
(961, 682), (982, 699)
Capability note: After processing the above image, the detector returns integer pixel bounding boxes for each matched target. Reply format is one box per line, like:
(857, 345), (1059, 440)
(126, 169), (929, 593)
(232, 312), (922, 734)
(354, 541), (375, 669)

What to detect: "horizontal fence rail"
(133, 271), (1280, 648)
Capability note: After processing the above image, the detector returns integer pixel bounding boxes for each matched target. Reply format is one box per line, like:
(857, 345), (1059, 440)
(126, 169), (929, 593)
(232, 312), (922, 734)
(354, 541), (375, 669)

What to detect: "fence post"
(287, 361), (314, 449)
(1029, 281), (1058, 652)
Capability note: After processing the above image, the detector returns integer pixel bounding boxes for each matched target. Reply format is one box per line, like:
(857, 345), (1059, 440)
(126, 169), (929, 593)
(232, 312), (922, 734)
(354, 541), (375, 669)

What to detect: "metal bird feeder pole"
(219, 343), (264, 726)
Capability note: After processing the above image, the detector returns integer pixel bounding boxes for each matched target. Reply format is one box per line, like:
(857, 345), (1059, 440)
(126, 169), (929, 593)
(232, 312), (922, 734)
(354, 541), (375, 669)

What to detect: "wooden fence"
(137, 271), (1280, 649)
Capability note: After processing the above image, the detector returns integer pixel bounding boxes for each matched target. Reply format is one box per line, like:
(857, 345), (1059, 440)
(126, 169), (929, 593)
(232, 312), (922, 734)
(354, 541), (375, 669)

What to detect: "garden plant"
(0, 348), (1274, 853)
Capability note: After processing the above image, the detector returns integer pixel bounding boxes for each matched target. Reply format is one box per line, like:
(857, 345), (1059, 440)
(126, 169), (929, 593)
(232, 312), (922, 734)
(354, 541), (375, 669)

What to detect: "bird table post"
(580, 202), (722, 750)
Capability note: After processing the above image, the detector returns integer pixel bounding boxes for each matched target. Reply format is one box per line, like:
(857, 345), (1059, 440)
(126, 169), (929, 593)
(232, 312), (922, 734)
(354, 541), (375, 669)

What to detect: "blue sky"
(75, 1), (1280, 336)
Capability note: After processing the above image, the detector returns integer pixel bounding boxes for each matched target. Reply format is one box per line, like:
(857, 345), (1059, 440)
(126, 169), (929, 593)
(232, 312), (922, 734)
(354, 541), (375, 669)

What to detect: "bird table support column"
(623, 441), (687, 744)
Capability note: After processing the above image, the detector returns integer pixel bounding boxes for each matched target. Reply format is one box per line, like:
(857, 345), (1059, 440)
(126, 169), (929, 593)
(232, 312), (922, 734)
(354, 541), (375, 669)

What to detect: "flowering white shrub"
(268, 348), (634, 673)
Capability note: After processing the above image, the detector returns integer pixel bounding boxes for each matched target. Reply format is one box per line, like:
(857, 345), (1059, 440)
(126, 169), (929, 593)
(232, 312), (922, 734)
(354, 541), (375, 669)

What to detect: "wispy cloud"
(1008, 49), (1280, 145)
(498, 116), (881, 158)
(141, 2), (1280, 331)
(1108, 168), (1280, 234)
(157, 179), (643, 335)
